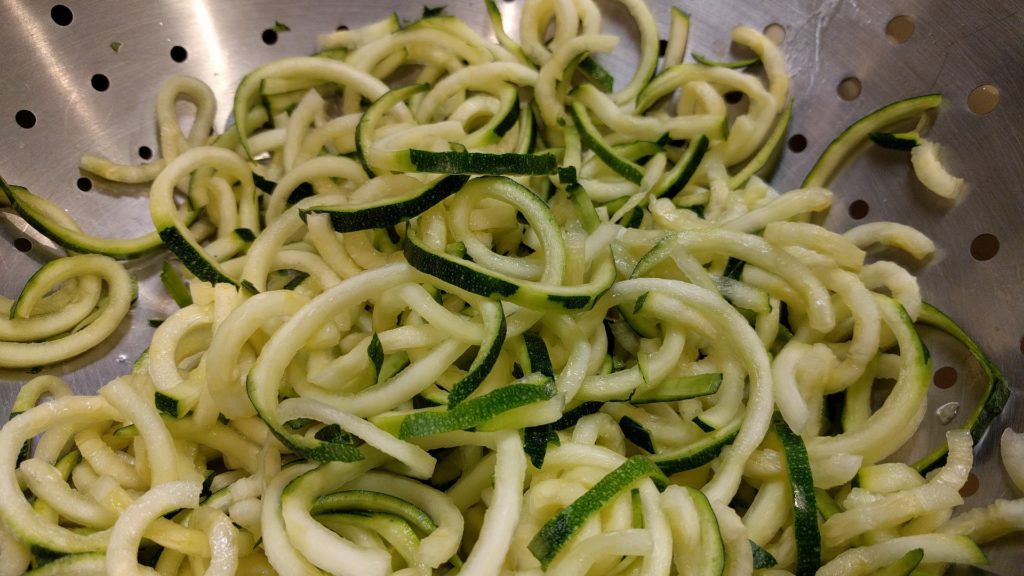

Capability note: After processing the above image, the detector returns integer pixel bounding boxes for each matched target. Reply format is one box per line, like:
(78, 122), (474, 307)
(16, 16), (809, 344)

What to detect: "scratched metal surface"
(0, 0), (1020, 571)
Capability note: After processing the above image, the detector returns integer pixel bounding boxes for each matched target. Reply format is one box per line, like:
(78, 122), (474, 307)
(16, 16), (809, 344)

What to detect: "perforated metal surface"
(0, 0), (1020, 571)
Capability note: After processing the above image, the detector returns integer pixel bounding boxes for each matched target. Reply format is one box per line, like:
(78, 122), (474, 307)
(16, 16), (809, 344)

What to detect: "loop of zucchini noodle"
(0, 254), (133, 369)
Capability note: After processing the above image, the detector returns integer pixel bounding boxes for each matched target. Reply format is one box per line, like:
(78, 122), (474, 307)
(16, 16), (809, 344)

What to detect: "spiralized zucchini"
(0, 2), (1015, 575)
(0, 253), (134, 369)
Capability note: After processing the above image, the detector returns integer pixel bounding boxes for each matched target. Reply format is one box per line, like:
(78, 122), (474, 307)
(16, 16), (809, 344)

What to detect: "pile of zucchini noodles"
(0, 1), (1020, 575)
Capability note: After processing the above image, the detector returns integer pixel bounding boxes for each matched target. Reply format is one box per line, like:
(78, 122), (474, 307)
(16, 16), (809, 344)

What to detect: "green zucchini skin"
(301, 175), (469, 232)
(650, 418), (740, 475)
(912, 303), (1011, 474)
(1, 180), (165, 259)
(407, 149), (557, 175)
(774, 412), (820, 576)
(569, 100), (644, 184)
(869, 131), (922, 150)
(374, 373), (556, 439)
(803, 94), (941, 188)
(311, 490), (438, 533)
(528, 455), (669, 569)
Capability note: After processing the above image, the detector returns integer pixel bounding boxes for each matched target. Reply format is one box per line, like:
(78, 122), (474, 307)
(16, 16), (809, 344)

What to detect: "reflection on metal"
(0, 1), (1021, 569)
(189, 0), (230, 99)
(8, 0), (101, 136)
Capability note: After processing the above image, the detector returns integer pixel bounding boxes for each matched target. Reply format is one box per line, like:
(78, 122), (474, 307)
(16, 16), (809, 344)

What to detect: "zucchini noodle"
(0, 254), (134, 369)
(0, 2), (1015, 575)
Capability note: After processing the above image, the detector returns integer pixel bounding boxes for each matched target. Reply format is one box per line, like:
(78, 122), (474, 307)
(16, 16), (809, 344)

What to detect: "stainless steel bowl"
(1, 0), (1020, 571)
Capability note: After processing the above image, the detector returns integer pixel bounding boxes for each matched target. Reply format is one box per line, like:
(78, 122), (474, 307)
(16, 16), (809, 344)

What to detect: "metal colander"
(1, 0), (1020, 571)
